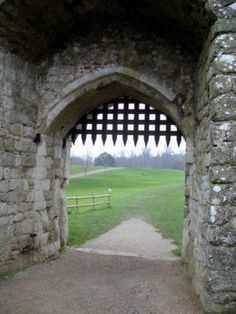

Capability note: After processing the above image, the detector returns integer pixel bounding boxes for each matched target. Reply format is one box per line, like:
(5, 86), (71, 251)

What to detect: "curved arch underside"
(40, 67), (192, 139)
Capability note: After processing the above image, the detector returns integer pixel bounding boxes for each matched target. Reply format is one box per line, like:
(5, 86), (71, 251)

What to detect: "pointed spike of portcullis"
(133, 134), (138, 146)
(144, 134), (149, 146)
(102, 133), (106, 145)
(177, 133), (182, 147)
(92, 133), (96, 145)
(82, 133), (86, 145)
(166, 135), (171, 147)
(155, 135), (160, 146)
(123, 134), (128, 146)
(112, 134), (117, 145)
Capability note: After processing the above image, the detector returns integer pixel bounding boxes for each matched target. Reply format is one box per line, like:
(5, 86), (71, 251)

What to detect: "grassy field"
(66, 168), (184, 255)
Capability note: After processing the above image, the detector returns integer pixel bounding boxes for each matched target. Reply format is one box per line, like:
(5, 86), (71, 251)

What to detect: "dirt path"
(0, 219), (205, 314)
(69, 167), (124, 179)
(0, 251), (204, 314)
(78, 218), (179, 261)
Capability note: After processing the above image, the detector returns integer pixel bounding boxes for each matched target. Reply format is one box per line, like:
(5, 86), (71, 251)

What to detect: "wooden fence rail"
(67, 194), (111, 211)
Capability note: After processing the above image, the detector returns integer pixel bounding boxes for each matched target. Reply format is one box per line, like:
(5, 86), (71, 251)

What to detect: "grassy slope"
(66, 168), (184, 254)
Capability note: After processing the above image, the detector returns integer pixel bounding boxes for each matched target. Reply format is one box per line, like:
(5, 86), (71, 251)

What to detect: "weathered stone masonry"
(0, 1), (235, 313)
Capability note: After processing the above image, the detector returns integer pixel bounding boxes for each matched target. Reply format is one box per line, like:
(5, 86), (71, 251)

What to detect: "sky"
(70, 134), (186, 158)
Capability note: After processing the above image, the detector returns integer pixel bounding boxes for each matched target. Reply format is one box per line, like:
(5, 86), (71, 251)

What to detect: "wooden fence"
(67, 193), (111, 211)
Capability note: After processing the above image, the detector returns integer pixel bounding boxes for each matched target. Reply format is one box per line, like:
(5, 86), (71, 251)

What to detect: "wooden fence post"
(76, 196), (79, 212)
(67, 193), (112, 211)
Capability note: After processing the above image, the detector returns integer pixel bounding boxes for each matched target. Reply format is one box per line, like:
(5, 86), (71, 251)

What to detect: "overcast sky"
(70, 134), (186, 158)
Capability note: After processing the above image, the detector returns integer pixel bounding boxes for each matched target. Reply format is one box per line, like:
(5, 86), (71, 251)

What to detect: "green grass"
(70, 165), (105, 175)
(66, 168), (184, 253)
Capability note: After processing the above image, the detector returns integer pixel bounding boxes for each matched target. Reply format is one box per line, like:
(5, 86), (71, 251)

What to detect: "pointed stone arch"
(38, 66), (193, 139)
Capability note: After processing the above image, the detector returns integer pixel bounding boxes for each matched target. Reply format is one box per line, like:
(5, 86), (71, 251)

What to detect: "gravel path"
(0, 250), (204, 314)
(78, 218), (179, 261)
(69, 167), (124, 179)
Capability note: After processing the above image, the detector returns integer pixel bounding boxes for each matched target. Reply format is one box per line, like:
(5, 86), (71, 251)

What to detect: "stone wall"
(204, 14), (236, 312)
(36, 31), (195, 136)
(0, 50), (39, 270)
(0, 1), (235, 313)
(182, 3), (236, 312)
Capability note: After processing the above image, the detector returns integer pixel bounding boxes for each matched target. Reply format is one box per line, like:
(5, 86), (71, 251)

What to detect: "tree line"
(71, 148), (185, 170)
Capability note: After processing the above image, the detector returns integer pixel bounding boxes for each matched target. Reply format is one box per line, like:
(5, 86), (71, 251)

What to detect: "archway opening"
(65, 96), (186, 258)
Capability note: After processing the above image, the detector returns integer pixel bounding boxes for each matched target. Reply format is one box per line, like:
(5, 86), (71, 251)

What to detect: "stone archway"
(33, 67), (202, 306)
(36, 67), (193, 248)
(39, 66), (192, 136)
(0, 1), (235, 313)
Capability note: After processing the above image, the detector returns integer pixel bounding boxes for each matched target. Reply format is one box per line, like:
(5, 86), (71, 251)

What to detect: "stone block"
(18, 202), (33, 213)
(211, 146), (236, 166)
(33, 201), (47, 211)
(210, 54), (236, 80)
(3, 139), (15, 152)
(8, 179), (21, 191)
(13, 213), (24, 223)
(22, 155), (36, 167)
(10, 123), (23, 136)
(13, 234), (31, 250)
(7, 190), (27, 203)
(15, 138), (34, 153)
(0, 236), (11, 262)
(34, 190), (45, 202)
(210, 165), (236, 183)
(210, 19), (236, 40)
(211, 183), (236, 205)
(37, 141), (47, 156)
(23, 126), (35, 139)
(3, 167), (11, 179)
(32, 167), (47, 179)
(209, 74), (236, 100)
(210, 34), (236, 58)
(0, 202), (8, 217)
(33, 232), (49, 249)
(35, 179), (51, 191)
(211, 121), (236, 145)
(210, 93), (236, 121)
(8, 204), (18, 215)
(15, 220), (34, 235)
(47, 240), (60, 258)
(1, 153), (15, 167)
(0, 180), (8, 193)
(37, 156), (53, 168)
(0, 216), (8, 226)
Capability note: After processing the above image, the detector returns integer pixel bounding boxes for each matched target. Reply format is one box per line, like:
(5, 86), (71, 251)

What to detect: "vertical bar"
(144, 103), (150, 146)
(76, 196), (79, 212)
(93, 195), (95, 210)
(123, 98), (128, 145)
(133, 99), (139, 146)
(166, 118), (171, 147)
(102, 104), (108, 145)
(112, 100), (118, 145)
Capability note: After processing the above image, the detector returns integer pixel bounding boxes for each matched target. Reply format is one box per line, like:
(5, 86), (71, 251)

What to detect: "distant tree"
(70, 151), (93, 175)
(94, 152), (115, 167)
(82, 150), (93, 175)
